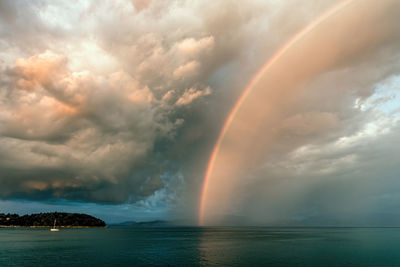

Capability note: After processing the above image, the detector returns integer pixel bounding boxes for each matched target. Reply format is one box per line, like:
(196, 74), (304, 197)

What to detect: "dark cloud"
(1, 0), (400, 225)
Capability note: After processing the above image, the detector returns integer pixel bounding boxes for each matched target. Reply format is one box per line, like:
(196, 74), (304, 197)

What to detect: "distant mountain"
(114, 220), (169, 226)
(0, 212), (106, 227)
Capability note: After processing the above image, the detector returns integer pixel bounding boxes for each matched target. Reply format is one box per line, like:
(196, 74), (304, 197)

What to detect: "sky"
(0, 0), (400, 225)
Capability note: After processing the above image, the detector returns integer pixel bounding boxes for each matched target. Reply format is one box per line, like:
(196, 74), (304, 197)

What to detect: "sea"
(1, 226), (400, 266)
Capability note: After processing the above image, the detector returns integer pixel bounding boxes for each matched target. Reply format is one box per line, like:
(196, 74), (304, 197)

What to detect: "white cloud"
(175, 36), (215, 59)
(175, 87), (211, 105)
(173, 61), (200, 79)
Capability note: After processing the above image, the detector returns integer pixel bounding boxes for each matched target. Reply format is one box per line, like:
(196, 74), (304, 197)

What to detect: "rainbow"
(198, 0), (357, 226)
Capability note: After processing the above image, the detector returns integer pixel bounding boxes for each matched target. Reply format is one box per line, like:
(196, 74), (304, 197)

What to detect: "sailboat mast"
(50, 217), (59, 231)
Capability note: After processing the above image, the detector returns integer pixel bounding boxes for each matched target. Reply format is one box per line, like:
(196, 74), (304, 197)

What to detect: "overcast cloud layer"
(0, 0), (400, 224)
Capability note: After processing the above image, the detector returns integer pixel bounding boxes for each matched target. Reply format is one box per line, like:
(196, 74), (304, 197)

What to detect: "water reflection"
(3, 227), (400, 266)
(198, 227), (400, 266)
(196, 227), (302, 266)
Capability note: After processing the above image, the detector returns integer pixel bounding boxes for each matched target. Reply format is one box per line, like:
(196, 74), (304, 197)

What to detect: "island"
(0, 212), (106, 228)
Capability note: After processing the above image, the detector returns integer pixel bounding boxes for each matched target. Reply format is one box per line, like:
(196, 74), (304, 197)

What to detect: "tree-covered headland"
(0, 212), (106, 227)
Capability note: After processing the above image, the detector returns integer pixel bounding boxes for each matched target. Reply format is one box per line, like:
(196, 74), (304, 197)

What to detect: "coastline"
(0, 225), (107, 229)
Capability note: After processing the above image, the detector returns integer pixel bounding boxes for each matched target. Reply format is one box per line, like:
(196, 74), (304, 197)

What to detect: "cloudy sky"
(0, 0), (399, 225)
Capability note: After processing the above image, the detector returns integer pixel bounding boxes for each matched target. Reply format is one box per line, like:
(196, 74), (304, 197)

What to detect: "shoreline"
(0, 225), (107, 229)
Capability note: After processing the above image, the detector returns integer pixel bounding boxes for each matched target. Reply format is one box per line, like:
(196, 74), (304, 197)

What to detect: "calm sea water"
(1, 226), (400, 266)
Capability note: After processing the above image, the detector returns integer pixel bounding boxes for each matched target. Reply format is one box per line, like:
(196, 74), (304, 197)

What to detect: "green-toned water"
(1, 227), (400, 266)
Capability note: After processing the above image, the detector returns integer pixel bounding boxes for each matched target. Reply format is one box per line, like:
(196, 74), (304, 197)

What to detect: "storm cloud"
(1, 0), (400, 224)
(0, 0), (221, 206)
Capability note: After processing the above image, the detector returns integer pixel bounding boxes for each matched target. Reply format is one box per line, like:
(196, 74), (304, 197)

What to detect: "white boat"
(50, 219), (59, 231)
